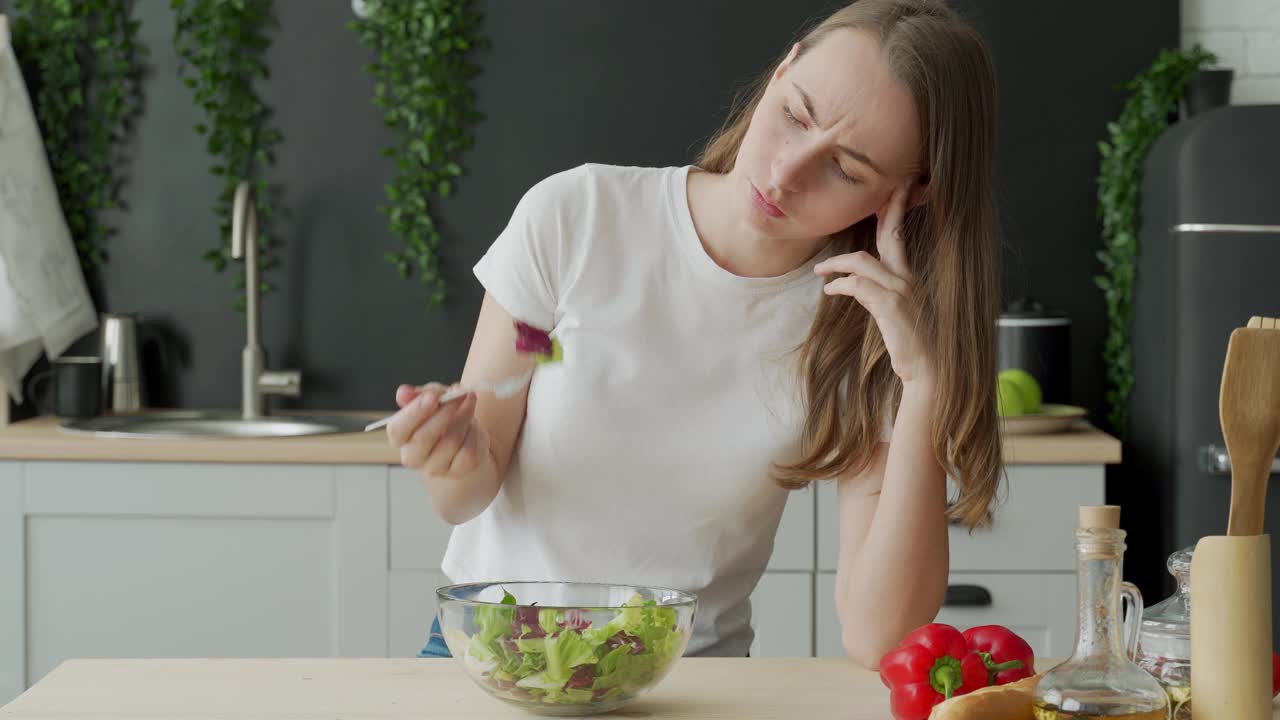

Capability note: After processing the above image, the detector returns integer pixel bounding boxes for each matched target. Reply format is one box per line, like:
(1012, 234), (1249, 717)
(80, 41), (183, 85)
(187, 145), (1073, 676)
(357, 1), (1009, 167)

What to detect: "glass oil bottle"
(1032, 505), (1170, 720)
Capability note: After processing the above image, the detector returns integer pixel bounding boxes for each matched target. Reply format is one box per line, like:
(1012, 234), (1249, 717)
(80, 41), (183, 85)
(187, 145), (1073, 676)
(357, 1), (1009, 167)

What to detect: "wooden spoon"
(1219, 315), (1280, 536)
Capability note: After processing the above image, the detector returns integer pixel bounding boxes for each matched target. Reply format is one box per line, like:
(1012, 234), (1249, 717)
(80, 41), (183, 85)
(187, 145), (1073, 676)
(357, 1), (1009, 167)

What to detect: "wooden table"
(6, 657), (1278, 719)
(1, 658), (888, 719)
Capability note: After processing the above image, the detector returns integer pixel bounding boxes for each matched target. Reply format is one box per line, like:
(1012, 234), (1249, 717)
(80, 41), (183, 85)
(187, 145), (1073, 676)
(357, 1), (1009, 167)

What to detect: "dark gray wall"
(8, 1), (1179, 421)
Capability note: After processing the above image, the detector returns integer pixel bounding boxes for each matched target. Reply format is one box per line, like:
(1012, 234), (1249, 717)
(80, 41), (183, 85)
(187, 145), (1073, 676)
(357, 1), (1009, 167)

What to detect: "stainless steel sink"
(59, 410), (372, 439)
(54, 181), (376, 441)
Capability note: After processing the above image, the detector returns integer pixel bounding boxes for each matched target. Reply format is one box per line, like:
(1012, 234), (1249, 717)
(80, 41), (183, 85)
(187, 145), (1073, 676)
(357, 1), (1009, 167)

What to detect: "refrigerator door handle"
(1172, 223), (1280, 234)
(1199, 444), (1280, 476)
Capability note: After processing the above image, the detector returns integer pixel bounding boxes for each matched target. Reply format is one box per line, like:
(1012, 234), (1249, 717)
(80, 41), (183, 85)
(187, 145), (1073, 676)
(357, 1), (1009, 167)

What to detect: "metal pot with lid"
(997, 297), (1071, 405)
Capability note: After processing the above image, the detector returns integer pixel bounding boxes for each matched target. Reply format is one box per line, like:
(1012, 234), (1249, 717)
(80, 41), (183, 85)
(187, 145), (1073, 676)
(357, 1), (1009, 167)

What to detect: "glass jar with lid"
(1135, 546), (1193, 718)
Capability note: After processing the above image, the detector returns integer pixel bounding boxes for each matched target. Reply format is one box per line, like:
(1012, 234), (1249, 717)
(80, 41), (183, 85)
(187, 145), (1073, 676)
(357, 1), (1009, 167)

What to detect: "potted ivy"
(9, 0), (144, 270)
(1094, 46), (1215, 437)
(350, 0), (487, 308)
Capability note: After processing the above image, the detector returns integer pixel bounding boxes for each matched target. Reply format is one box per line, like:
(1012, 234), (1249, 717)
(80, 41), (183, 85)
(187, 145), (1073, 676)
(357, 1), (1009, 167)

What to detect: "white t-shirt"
(440, 163), (836, 657)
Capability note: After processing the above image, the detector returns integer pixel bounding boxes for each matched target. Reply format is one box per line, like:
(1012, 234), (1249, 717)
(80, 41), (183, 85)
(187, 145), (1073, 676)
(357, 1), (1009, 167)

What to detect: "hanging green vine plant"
(10, 0), (146, 270)
(351, 0), (487, 307)
(1095, 46), (1215, 438)
(172, 0), (282, 309)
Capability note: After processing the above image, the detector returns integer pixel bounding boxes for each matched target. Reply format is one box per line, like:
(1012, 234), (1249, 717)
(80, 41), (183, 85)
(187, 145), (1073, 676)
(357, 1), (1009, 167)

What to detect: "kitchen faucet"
(230, 180), (300, 419)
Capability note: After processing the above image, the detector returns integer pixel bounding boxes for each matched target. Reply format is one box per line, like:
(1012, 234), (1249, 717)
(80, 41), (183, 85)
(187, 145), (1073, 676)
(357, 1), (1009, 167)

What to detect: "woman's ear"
(772, 43), (801, 82)
(907, 174), (930, 208)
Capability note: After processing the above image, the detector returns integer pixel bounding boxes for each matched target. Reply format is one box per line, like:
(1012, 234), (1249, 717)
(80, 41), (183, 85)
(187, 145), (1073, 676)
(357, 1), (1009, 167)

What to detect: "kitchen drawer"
(814, 572), (1077, 659)
(817, 464), (1104, 572)
(933, 573), (1077, 657)
(22, 461), (336, 518)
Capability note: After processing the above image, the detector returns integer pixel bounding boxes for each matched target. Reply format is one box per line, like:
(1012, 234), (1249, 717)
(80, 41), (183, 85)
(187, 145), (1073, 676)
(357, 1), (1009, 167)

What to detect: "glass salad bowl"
(437, 581), (697, 716)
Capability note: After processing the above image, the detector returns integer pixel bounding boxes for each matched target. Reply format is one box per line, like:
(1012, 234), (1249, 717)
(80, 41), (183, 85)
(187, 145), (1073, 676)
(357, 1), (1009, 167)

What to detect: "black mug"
(26, 356), (104, 418)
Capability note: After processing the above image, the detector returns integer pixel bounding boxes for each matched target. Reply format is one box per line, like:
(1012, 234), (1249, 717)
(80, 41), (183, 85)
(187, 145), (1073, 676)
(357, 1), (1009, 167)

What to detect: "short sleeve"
(472, 166), (585, 331)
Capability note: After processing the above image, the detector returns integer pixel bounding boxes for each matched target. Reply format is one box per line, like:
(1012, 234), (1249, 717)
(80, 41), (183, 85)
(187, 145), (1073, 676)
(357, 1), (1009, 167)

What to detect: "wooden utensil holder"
(1190, 534), (1273, 720)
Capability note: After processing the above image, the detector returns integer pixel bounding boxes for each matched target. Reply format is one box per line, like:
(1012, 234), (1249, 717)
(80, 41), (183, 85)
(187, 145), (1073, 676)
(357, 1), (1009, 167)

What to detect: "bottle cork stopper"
(1079, 505), (1121, 529)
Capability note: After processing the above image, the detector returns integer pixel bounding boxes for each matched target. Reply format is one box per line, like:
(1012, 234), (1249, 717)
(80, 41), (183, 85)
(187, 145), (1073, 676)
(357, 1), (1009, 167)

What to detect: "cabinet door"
(744, 484), (816, 657)
(768, 486), (815, 571)
(814, 572), (1076, 660)
(0, 461), (388, 702)
(387, 468), (455, 657)
(389, 570), (451, 658)
(748, 572), (812, 657)
(1, 463), (22, 703)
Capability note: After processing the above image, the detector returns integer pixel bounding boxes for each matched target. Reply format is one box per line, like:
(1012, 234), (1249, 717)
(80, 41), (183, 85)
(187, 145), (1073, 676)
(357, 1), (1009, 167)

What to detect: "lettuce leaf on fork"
(514, 321), (563, 365)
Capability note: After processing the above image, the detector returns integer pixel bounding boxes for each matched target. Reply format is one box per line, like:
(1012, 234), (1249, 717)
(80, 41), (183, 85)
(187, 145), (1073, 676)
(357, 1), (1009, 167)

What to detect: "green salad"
(444, 589), (685, 705)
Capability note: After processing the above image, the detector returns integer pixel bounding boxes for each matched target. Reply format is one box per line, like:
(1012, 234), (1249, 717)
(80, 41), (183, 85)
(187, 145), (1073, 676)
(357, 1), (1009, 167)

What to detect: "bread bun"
(928, 674), (1042, 720)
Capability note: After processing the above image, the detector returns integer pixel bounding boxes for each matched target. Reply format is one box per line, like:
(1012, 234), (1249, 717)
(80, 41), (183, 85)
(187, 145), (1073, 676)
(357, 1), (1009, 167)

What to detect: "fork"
(363, 369), (534, 432)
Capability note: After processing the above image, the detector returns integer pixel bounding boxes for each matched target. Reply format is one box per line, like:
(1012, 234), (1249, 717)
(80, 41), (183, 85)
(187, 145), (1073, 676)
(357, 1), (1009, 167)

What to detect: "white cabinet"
(389, 570), (450, 658)
(748, 572), (812, 657)
(0, 454), (1108, 705)
(764, 486), (815, 572)
(0, 464), (21, 703)
(814, 572), (1077, 659)
(386, 467), (454, 657)
(0, 461), (388, 702)
(383, 475), (822, 659)
(934, 573), (1077, 657)
(747, 487), (816, 657)
(813, 465), (1103, 660)
(817, 465), (1105, 572)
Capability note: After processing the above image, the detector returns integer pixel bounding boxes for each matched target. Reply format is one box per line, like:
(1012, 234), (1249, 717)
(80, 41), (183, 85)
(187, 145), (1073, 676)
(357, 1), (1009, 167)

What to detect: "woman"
(386, 0), (1001, 669)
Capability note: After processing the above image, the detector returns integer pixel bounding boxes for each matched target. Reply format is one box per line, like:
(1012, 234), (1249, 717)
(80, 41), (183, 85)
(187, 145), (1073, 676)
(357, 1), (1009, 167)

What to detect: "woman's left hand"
(815, 184), (932, 386)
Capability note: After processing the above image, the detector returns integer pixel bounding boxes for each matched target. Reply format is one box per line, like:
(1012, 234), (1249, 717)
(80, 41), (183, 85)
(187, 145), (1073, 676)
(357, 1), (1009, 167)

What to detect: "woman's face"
(733, 29), (924, 241)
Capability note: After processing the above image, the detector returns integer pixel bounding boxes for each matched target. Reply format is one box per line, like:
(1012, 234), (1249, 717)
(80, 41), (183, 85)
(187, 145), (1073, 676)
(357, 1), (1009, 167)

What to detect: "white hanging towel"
(0, 15), (99, 404)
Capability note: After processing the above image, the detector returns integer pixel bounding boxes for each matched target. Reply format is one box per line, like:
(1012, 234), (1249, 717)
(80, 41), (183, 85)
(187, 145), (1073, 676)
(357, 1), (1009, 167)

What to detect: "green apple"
(997, 376), (1026, 417)
(998, 368), (1042, 414)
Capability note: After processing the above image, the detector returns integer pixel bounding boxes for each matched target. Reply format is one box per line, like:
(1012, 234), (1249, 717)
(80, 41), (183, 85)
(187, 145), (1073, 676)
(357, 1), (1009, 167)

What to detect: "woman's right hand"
(386, 383), (492, 479)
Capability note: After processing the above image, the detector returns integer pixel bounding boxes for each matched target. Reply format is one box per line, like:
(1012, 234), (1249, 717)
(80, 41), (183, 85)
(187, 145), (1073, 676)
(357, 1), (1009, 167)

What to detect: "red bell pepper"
(962, 624), (1036, 685)
(879, 623), (991, 720)
(1272, 651), (1279, 696)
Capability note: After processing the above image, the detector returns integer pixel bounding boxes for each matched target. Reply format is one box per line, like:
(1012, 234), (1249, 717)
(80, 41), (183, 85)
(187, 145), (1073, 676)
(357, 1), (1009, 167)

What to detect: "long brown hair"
(698, 0), (1002, 529)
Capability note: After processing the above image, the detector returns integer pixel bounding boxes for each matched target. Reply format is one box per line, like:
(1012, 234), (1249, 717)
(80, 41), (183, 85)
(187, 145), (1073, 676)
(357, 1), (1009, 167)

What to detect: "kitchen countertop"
(0, 412), (394, 465)
(0, 414), (1121, 465)
(0, 657), (892, 719)
(10, 655), (1280, 717)
(8, 657), (1273, 720)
